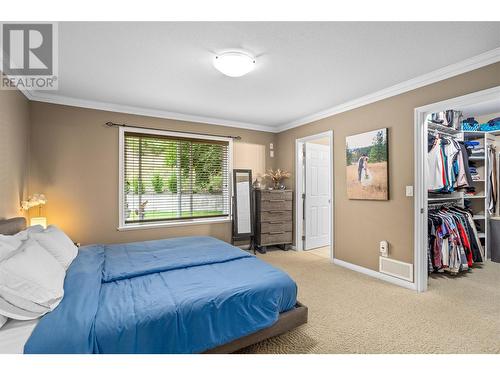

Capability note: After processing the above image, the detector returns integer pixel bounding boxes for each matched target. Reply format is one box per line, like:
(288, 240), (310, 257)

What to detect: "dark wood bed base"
(204, 301), (308, 354)
(0, 217), (308, 354)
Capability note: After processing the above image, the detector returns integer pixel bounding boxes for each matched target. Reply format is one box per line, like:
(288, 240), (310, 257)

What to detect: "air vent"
(379, 256), (413, 282)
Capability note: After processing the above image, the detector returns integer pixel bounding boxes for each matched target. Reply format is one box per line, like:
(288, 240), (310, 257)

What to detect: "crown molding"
(25, 92), (277, 133)
(276, 47), (500, 132)
(12, 47), (500, 134)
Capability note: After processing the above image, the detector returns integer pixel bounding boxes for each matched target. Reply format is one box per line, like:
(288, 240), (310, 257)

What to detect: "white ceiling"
(32, 22), (500, 132)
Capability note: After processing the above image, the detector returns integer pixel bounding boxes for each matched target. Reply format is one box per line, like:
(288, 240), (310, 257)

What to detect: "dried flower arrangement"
(263, 168), (291, 189)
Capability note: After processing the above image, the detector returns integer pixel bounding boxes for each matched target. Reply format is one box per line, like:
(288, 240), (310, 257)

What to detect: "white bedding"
(0, 319), (39, 353)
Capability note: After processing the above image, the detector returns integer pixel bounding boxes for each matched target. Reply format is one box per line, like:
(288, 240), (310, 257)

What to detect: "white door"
(304, 142), (331, 250)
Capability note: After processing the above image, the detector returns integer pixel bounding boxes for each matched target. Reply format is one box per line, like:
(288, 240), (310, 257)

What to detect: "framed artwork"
(345, 128), (389, 200)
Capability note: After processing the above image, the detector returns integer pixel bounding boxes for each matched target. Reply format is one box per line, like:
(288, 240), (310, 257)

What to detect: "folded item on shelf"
(431, 110), (462, 129)
(465, 141), (480, 147)
(480, 118), (500, 132)
(461, 117), (480, 131)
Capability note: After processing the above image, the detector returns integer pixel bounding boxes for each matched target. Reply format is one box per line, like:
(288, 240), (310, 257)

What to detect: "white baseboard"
(333, 258), (417, 291)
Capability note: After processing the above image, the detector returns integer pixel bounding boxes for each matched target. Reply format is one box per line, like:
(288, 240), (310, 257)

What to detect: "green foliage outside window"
(151, 174), (164, 193)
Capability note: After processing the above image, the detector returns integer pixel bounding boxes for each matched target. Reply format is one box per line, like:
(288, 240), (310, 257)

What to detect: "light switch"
(405, 185), (414, 197)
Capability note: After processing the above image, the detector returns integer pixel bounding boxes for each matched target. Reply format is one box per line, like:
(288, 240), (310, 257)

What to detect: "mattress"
(0, 319), (39, 354)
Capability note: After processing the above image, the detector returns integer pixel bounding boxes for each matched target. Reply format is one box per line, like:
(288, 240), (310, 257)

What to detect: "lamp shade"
(30, 217), (47, 229)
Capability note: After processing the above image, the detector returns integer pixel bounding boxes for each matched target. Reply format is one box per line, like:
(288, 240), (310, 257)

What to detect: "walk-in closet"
(418, 89), (500, 290)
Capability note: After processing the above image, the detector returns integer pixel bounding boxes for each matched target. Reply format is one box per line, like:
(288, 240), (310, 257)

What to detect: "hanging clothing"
(427, 137), (446, 191)
(427, 205), (484, 274)
(427, 135), (470, 193)
(487, 145), (497, 214)
(457, 142), (473, 187)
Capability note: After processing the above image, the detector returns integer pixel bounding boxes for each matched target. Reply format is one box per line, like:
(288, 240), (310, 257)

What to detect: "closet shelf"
(464, 195), (486, 199)
(468, 156), (485, 161)
(428, 196), (463, 202)
(427, 122), (461, 135)
(478, 232), (486, 239)
(472, 215), (486, 220)
(463, 131), (485, 137)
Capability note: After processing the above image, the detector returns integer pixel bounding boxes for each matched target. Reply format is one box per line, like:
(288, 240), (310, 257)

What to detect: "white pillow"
(0, 288), (51, 314)
(30, 225), (78, 270)
(0, 225), (44, 262)
(13, 224), (45, 241)
(0, 239), (65, 316)
(0, 296), (43, 321)
(0, 314), (7, 328)
(0, 235), (23, 262)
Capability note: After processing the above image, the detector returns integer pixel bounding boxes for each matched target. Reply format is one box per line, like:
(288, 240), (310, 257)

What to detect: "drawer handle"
(269, 211), (284, 214)
(269, 221), (284, 224)
(269, 199), (285, 202)
(269, 231), (285, 235)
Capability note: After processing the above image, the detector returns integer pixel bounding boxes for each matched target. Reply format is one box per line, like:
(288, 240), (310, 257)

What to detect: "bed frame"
(0, 217), (308, 354)
(204, 301), (308, 353)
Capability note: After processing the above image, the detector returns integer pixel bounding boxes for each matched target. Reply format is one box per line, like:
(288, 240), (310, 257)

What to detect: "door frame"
(295, 130), (334, 260)
(414, 85), (500, 292)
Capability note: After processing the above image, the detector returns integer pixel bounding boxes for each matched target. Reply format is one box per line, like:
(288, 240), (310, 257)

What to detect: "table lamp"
(21, 193), (48, 228)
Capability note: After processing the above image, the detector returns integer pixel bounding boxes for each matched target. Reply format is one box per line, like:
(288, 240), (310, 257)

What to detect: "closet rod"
(105, 122), (242, 140)
(428, 202), (461, 208)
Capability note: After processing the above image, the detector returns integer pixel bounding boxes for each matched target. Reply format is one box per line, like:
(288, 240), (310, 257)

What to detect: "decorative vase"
(273, 180), (281, 190)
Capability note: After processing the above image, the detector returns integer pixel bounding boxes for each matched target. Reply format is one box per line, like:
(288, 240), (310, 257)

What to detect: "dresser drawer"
(259, 231), (293, 246)
(260, 199), (292, 211)
(259, 210), (292, 222)
(260, 221), (292, 234)
(259, 190), (293, 201)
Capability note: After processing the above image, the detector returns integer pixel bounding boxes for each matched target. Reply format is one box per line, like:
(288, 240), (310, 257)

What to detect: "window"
(119, 127), (232, 228)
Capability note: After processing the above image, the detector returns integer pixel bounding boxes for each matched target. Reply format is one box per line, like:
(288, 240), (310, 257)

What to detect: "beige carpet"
(304, 246), (331, 259)
(239, 249), (500, 354)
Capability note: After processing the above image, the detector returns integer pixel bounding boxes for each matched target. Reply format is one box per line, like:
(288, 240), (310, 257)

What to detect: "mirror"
(232, 169), (253, 240)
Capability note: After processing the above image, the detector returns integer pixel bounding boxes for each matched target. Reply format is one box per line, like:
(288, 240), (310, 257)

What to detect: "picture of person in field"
(358, 154), (372, 186)
(346, 128), (388, 200)
(357, 153), (371, 185)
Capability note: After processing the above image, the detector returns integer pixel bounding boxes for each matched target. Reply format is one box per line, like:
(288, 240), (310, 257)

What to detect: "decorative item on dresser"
(254, 189), (293, 254)
(263, 169), (291, 190)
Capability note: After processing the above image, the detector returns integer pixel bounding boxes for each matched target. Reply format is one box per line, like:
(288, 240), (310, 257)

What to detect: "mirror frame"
(232, 169), (254, 240)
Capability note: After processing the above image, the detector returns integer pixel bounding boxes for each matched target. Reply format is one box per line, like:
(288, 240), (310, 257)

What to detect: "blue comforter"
(24, 236), (297, 353)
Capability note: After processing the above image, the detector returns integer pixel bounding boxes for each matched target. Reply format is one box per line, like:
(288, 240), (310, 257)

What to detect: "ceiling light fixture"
(213, 51), (256, 77)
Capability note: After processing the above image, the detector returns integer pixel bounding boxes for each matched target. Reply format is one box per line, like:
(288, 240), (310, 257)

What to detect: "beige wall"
(276, 62), (500, 271)
(308, 136), (330, 145)
(29, 102), (276, 245)
(0, 84), (30, 219)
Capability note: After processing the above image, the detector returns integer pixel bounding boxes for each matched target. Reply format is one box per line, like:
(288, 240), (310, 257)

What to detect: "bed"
(0, 217), (307, 354)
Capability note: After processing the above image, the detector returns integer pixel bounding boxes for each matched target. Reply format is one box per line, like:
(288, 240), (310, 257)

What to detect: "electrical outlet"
(269, 143), (274, 150)
(406, 185), (414, 197)
(380, 240), (389, 257)
(270, 150), (274, 158)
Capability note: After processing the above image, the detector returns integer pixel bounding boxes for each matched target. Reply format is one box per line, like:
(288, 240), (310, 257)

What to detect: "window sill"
(117, 217), (231, 231)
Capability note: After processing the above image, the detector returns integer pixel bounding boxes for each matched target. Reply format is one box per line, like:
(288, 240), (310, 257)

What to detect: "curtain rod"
(105, 122), (242, 140)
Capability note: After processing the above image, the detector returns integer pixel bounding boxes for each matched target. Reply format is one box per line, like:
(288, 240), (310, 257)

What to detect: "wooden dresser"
(254, 189), (293, 253)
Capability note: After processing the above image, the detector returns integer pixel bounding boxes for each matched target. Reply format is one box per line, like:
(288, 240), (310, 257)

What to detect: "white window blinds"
(122, 131), (230, 224)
